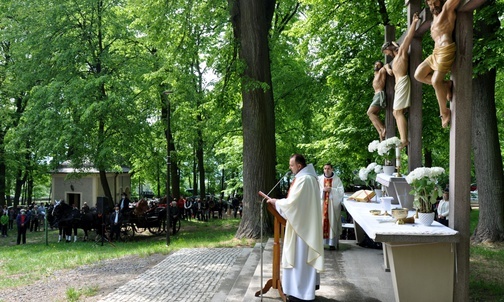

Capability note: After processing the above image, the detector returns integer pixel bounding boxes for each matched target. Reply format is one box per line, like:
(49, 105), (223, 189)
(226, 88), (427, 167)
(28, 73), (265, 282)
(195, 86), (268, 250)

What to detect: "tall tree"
(471, 0), (504, 243)
(25, 0), (153, 204)
(229, 0), (278, 238)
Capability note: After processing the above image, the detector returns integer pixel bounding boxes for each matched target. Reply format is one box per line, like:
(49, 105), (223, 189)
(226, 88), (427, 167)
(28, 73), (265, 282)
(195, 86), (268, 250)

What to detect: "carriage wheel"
(148, 220), (163, 235)
(120, 223), (135, 241)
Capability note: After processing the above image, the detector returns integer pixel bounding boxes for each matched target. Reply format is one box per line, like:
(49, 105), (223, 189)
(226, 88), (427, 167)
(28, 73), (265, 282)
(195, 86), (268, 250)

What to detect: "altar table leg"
(385, 242), (455, 302)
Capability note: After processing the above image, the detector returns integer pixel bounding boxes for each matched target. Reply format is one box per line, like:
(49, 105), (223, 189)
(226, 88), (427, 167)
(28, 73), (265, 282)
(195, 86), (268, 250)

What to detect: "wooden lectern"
(255, 193), (287, 302)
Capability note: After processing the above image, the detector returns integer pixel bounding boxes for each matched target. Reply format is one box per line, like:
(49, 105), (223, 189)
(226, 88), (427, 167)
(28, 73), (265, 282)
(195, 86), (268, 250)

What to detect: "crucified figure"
(367, 61), (387, 141)
(414, 0), (460, 128)
(381, 13), (420, 149)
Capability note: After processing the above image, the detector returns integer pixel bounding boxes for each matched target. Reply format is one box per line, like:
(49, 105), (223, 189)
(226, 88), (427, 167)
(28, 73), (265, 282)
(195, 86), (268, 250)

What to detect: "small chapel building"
(51, 161), (131, 209)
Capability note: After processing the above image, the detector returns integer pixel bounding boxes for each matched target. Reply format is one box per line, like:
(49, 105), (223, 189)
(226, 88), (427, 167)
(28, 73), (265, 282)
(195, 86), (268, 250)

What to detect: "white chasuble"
(275, 164), (324, 300)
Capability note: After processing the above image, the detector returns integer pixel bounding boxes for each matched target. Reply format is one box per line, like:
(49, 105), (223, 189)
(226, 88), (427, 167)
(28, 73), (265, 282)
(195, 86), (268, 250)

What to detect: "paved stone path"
(99, 248), (243, 302)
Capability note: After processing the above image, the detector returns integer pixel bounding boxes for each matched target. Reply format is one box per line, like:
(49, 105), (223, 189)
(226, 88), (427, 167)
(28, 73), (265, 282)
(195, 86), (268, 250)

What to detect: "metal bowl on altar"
(391, 208), (408, 224)
(369, 210), (382, 216)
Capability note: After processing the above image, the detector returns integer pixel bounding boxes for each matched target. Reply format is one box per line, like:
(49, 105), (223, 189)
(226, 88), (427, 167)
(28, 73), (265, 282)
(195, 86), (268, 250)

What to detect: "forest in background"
(0, 0), (503, 240)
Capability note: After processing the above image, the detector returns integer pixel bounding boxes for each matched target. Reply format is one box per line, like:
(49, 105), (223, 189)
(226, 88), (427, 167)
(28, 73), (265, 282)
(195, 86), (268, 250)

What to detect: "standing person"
(177, 196), (185, 220)
(382, 12), (421, 149)
(16, 209), (30, 245)
(118, 193), (130, 215)
(414, 0), (460, 128)
(436, 188), (450, 226)
(1, 211), (8, 237)
(81, 202), (90, 214)
(109, 205), (123, 242)
(8, 206), (16, 230)
(367, 61), (388, 141)
(318, 163), (345, 250)
(30, 205), (40, 232)
(169, 201), (180, 235)
(184, 198), (193, 220)
(266, 154), (324, 301)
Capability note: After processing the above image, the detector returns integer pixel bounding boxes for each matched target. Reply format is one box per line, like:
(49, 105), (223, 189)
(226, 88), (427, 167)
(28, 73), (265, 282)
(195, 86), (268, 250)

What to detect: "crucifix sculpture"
(383, 1), (486, 301)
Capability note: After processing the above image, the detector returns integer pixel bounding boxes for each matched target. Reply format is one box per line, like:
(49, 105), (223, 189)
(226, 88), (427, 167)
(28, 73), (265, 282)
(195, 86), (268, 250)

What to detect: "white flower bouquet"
(405, 167), (445, 213)
(358, 162), (383, 189)
(368, 137), (401, 165)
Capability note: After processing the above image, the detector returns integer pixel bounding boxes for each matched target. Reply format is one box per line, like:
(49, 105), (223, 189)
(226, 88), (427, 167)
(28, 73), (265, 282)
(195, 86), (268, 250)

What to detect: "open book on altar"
(347, 189), (376, 202)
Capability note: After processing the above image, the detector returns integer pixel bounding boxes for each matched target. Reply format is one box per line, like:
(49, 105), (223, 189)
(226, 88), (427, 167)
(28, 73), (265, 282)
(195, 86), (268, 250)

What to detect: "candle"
(396, 158), (401, 167)
(395, 147), (400, 157)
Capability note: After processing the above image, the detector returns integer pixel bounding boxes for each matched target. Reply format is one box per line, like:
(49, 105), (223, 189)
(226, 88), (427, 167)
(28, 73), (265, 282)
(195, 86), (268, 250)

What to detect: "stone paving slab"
(99, 240), (395, 302)
(99, 248), (245, 302)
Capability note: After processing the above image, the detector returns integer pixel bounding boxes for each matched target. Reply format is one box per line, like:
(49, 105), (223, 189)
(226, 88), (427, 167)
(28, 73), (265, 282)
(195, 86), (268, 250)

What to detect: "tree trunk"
(230, 0), (277, 239)
(197, 127), (205, 200)
(171, 153), (180, 199)
(99, 170), (113, 206)
(0, 131), (6, 207)
(14, 172), (24, 206)
(163, 96), (180, 200)
(471, 1), (504, 243)
(192, 148), (198, 196)
(471, 68), (504, 243)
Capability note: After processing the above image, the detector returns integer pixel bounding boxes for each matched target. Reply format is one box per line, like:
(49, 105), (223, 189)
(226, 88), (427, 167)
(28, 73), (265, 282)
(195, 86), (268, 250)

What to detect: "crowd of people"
(1, 202), (50, 244)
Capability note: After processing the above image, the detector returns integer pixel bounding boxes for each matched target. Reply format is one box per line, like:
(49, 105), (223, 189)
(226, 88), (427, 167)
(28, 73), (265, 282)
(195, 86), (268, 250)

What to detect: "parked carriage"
(107, 199), (181, 242)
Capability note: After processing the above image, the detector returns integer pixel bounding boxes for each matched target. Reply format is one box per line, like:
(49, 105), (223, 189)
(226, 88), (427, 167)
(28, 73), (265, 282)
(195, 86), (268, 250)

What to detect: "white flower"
(377, 137), (401, 156)
(358, 162), (383, 182)
(368, 140), (380, 153)
(359, 168), (368, 181)
(405, 167), (446, 213)
(405, 167), (445, 184)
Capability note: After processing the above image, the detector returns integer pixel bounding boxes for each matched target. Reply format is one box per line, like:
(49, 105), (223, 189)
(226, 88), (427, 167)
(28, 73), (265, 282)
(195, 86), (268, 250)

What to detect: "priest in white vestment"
(267, 154), (324, 301)
(318, 163), (344, 250)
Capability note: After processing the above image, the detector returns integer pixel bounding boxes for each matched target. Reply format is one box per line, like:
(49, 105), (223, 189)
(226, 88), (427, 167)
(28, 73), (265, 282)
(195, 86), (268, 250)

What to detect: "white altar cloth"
(343, 198), (458, 243)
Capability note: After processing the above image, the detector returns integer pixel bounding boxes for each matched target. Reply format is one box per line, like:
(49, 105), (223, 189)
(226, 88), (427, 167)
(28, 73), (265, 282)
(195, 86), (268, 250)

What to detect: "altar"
(343, 197), (459, 302)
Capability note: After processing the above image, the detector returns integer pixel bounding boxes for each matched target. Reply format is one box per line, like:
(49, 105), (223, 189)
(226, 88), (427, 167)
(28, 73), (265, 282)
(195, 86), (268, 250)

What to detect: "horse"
(133, 198), (149, 217)
(51, 200), (99, 242)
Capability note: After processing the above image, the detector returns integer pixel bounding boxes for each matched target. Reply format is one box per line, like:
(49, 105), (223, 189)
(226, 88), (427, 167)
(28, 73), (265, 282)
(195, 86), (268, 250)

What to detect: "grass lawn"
(468, 209), (504, 301)
(1, 210), (503, 301)
(0, 217), (252, 291)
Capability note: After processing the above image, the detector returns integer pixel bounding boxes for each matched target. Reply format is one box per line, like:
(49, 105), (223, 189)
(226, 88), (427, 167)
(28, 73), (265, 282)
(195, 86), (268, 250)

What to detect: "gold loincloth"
(426, 42), (456, 73)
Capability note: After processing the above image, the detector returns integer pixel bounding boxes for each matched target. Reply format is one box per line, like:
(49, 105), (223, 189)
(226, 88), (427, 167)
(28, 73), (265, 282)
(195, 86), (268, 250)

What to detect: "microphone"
(258, 170), (291, 201)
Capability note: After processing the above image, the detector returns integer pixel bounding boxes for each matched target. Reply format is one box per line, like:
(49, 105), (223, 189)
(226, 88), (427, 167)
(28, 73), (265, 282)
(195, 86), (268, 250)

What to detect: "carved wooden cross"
(384, 1), (486, 301)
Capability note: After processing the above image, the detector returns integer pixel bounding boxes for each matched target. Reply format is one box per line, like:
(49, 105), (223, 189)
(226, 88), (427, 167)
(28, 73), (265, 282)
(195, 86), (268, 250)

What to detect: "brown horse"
(133, 198), (149, 216)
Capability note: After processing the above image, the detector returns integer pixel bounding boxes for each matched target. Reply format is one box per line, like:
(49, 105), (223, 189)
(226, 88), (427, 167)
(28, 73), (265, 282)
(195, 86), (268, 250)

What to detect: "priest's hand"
(267, 198), (277, 206)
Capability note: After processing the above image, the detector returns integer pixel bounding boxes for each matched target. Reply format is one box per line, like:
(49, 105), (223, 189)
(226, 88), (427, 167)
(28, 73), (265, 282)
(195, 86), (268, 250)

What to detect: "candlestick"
(396, 147), (402, 177)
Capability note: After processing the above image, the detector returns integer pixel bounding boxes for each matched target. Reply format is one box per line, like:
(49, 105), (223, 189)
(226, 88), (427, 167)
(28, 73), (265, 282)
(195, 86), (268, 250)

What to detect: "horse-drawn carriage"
(49, 198), (181, 243)
(114, 199), (182, 241)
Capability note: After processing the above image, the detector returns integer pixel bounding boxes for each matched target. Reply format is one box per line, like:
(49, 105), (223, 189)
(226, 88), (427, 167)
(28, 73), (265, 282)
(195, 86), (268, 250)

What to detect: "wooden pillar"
(450, 11), (473, 302)
(384, 25), (396, 139)
(407, 0), (423, 172)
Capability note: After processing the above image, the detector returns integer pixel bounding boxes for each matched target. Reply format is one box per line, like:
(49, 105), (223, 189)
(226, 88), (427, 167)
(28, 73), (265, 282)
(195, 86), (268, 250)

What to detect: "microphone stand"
(259, 171), (290, 301)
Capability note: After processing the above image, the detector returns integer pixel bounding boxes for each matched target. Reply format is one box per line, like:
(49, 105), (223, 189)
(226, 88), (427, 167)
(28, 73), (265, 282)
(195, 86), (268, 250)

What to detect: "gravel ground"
(0, 253), (167, 302)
